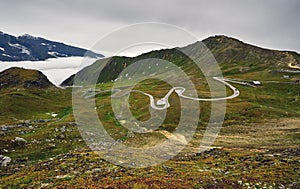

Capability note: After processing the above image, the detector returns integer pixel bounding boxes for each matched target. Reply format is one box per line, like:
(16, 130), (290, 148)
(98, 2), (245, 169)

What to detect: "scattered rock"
(32, 119), (51, 123)
(40, 183), (49, 188)
(119, 120), (126, 125)
(0, 125), (9, 131)
(92, 168), (102, 172)
(13, 137), (27, 143)
(55, 174), (72, 179)
(0, 155), (11, 166)
(126, 131), (135, 138)
(68, 122), (80, 126)
(52, 113), (58, 118)
(162, 165), (174, 173)
(49, 144), (56, 149)
(60, 126), (66, 133)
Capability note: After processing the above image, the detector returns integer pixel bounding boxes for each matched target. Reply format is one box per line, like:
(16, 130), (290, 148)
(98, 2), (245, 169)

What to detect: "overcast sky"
(1, 0), (299, 55)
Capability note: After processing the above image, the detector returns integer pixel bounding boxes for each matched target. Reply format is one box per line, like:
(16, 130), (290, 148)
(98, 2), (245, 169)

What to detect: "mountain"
(61, 35), (300, 86)
(0, 67), (70, 122)
(0, 67), (54, 89)
(202, 35), (300, 67)
(0, 31), (104, 61)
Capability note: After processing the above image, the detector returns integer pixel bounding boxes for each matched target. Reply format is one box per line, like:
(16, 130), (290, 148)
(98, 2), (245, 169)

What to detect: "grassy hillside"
(0, 67), (71, 124)
(61, 35), (300, 86)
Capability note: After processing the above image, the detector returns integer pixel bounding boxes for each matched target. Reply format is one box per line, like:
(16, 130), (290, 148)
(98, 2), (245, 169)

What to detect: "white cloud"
(0, 57), (97, 86)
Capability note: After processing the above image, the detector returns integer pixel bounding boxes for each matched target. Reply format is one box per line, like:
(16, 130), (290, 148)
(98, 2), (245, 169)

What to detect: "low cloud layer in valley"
(0, 57), (97, 86)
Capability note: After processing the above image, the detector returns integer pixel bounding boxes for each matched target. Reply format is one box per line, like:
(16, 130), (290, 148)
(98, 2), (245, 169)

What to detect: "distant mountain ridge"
(0, 31), (104, 61)
(61, 35), (300, 86)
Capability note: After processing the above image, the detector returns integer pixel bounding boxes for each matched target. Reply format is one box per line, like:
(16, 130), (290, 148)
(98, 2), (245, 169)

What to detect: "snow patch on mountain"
(48, 51), (68, 57)
(8, 43), (31, 55)
(2, 54), (11, 57)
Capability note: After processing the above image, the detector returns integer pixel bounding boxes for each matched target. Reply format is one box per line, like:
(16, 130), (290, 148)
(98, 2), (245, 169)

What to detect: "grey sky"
(1, 0), (299, 54)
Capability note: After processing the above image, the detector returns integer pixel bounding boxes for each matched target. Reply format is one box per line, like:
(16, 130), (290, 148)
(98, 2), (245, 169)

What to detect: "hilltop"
(202, 35), (300, 67)
(0, 67), (54, 89)
(0, 67), (71, 123)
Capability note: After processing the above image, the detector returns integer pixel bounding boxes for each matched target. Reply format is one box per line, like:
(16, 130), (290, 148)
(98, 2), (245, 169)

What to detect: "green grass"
(0, 87), (71, 124)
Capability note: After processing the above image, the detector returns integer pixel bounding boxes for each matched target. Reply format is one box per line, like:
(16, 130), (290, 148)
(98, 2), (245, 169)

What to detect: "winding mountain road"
(84, 77), (242, 110)
(288, 62), (300, 70)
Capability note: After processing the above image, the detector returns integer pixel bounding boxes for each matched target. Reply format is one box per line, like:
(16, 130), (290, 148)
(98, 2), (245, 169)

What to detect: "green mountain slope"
(61, 35), (300, 86)
(0, 67), (71, 124)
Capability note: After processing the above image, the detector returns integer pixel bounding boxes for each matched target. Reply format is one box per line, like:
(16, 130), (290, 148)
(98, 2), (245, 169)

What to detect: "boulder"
(13, 137), (28, 143)
(0, 155), (11, 166)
